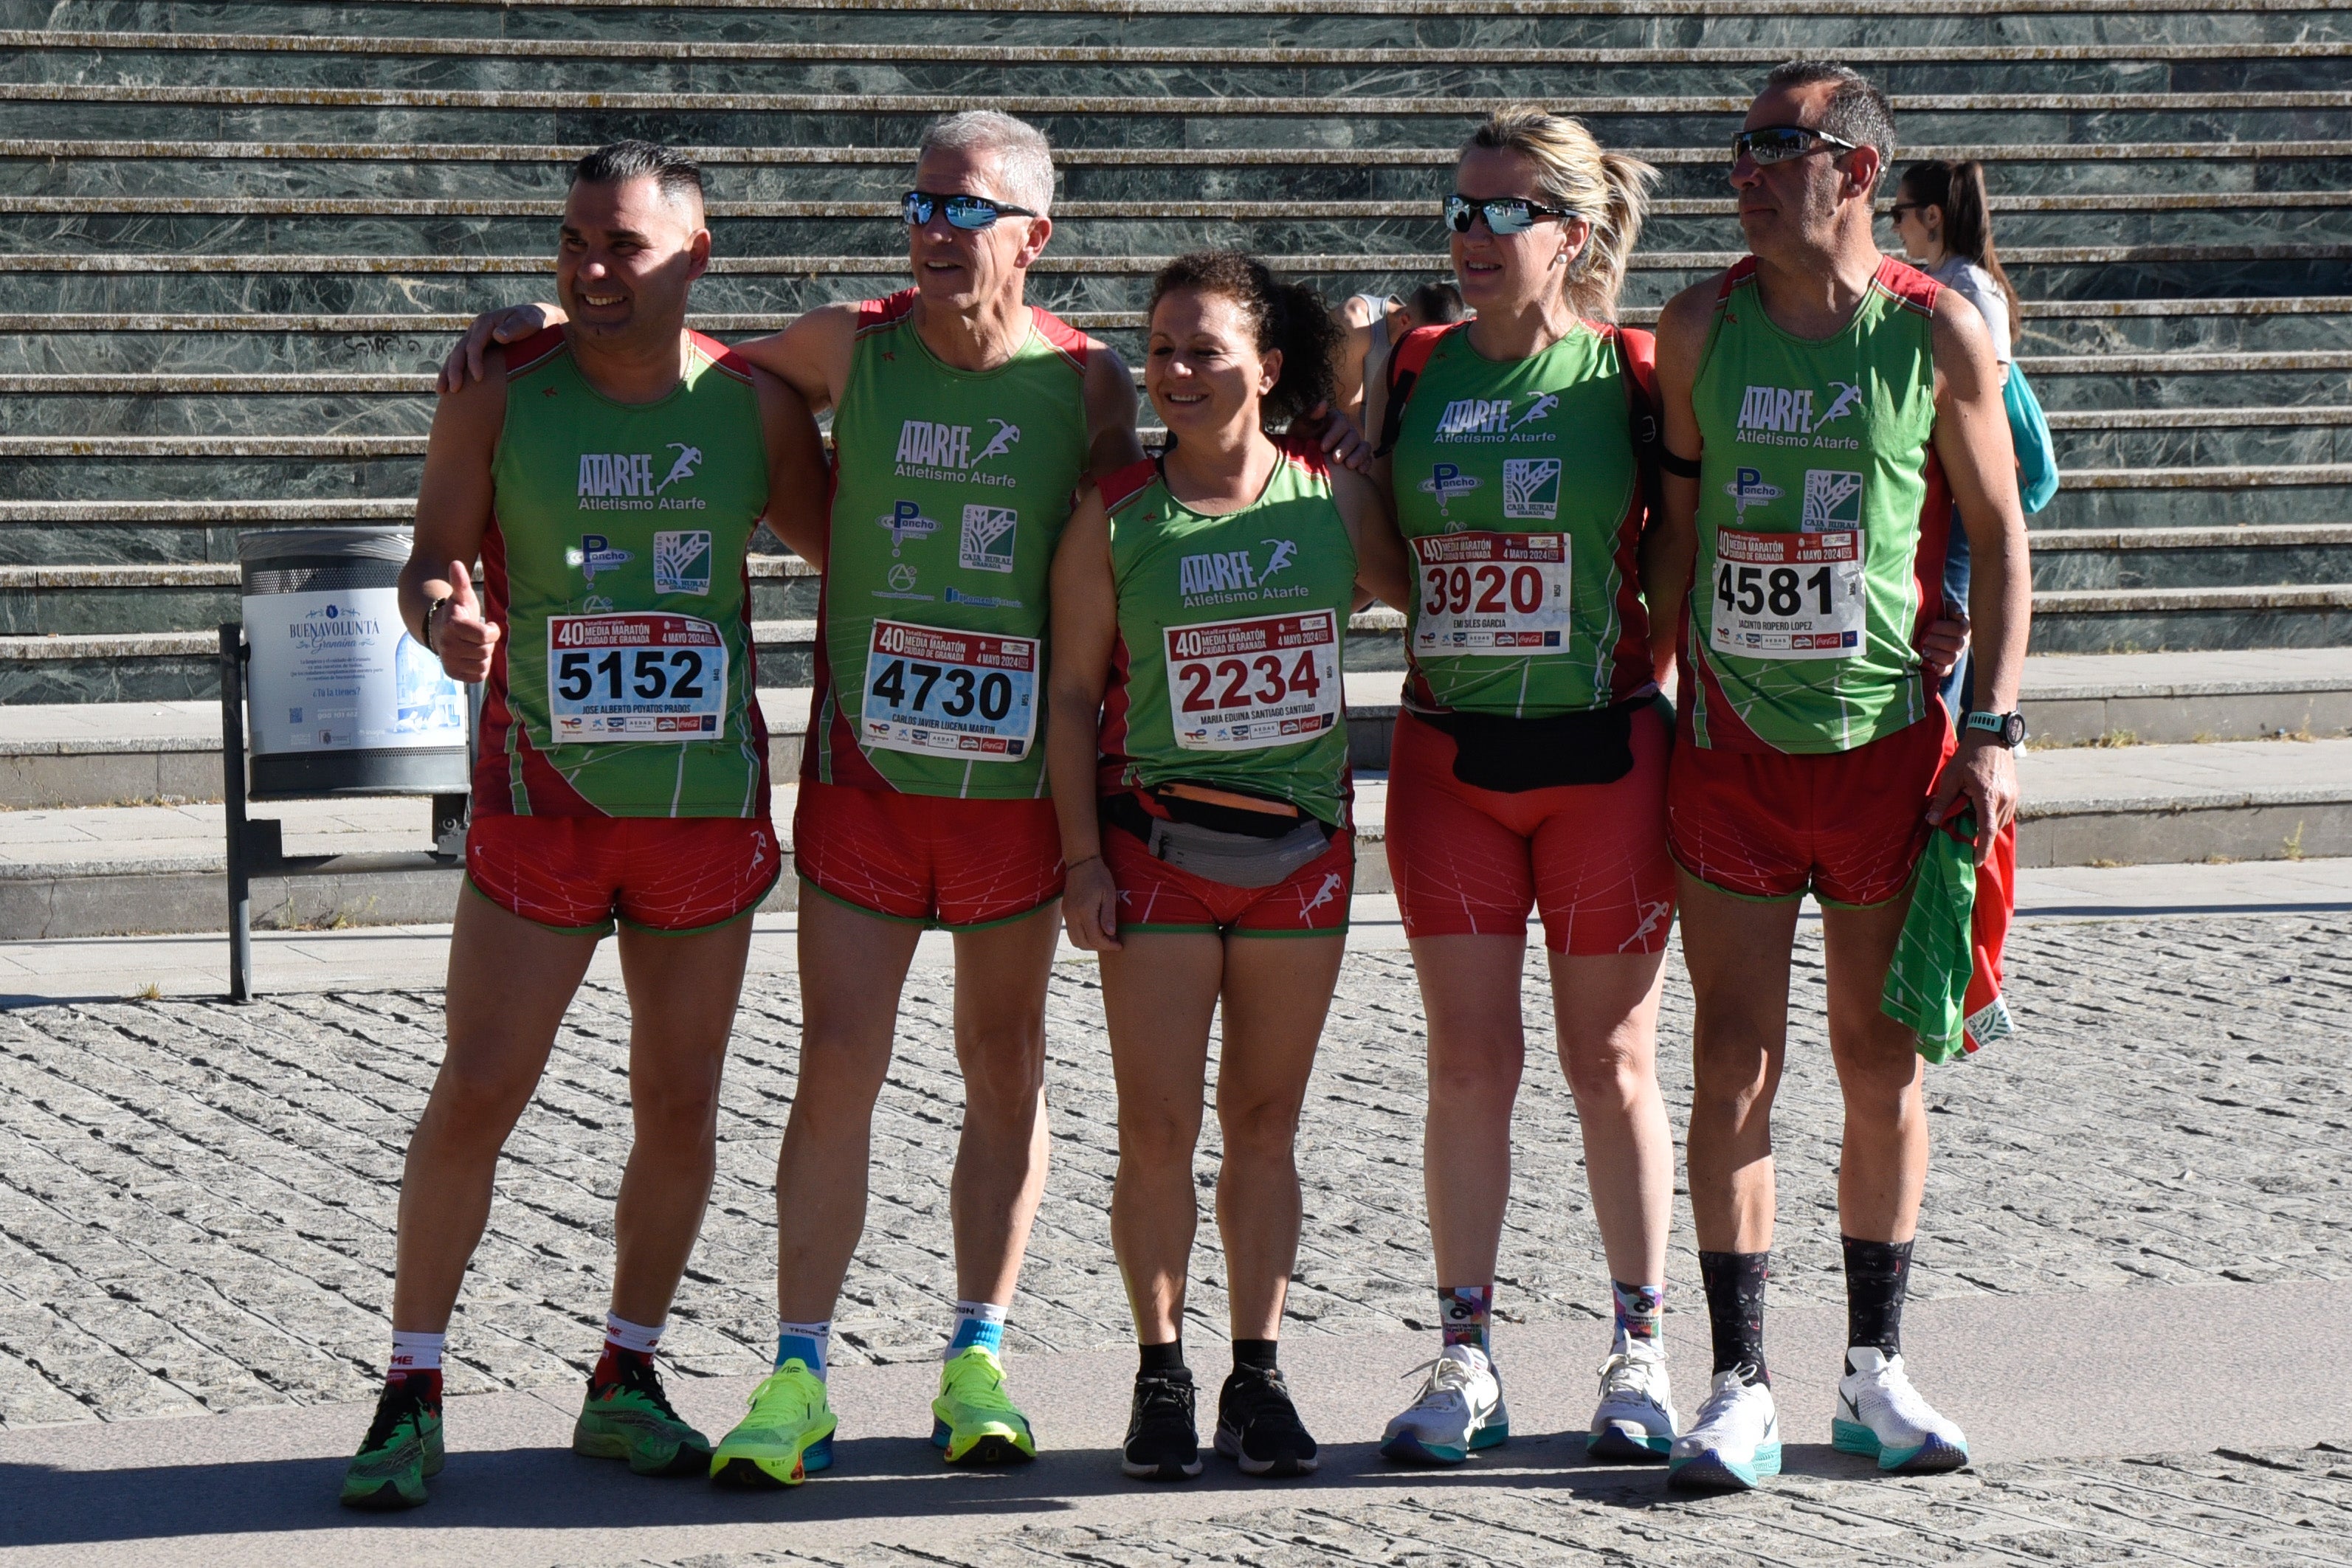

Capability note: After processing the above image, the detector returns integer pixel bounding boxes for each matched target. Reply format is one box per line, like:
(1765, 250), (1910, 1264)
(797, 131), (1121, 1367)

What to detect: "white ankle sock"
(389, 1330), (444, 1378)
(604, 1313), (663, 1355)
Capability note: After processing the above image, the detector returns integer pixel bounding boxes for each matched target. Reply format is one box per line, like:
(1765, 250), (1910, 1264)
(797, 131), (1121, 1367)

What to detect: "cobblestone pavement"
(625, 1438), (2352, 1567)
(0, 915), (2345, 1426)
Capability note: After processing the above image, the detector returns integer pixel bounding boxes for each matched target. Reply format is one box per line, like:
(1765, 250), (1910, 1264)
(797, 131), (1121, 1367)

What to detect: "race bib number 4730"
(861, 619), (1038, 759)
(1165, 610), (1341, 753)
(1708, 527), (1866, 659)
(548, 613), (727, 739)
(1411, 531), (1571, 656)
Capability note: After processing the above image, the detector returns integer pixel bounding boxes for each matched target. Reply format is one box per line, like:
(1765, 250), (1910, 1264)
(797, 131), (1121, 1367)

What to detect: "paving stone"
(0, 914), (2345, 1428)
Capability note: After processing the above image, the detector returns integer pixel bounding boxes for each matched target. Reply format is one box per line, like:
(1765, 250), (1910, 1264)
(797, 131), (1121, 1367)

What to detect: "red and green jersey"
(475, 327), (770, 818)
(808, 290), (1091, 799)
(1683, 255), (1951, 754)
(1096, 449), (1359, 829)
(1386, 320), (1655, 717)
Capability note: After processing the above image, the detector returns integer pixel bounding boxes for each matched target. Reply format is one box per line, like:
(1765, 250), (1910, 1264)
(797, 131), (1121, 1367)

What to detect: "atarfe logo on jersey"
(1432, 392), (1557, 444)
(1734, 381), (1865, 451)
(576, 443), (708, 511)
(894, 418), (1021, 488)
(1176, 538), (1305, 606)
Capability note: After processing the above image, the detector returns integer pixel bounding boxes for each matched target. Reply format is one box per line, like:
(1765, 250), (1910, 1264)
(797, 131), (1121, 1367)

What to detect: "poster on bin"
(242, 586), (467, 754)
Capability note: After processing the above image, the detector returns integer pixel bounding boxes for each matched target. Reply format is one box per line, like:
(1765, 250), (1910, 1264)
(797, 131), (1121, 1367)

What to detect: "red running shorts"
(1666, 711), (1957, 908)
(793, 779), (1065, 929)
(465, 814), (781, 936)
(1384, 703), (1677, 956)
(1102, 817), (1354, 937)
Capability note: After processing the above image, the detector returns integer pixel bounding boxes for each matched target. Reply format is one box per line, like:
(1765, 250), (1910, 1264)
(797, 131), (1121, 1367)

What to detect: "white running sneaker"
(1379, 1343), (1508, 1465)
(1587, 1339), (1677, 1462)
(1832, 1346), (1970, 1472)
(1667, 1371), (1781, 1491)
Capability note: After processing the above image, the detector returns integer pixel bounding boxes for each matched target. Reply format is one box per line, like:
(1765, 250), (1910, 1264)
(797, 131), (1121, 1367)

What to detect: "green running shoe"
(573, 1356), (713, 1477)
(709, 1360), (836, 1488)
(931, 1346), (1036, 1465)
(339, 1377), (444, 1510)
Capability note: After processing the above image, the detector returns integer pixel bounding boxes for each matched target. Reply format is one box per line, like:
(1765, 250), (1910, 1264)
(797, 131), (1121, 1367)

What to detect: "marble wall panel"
(2029, 370), (2352, 413)
(0, 524), (227, 565)
(2029, 542), (2352, 592)
(0, 654), (216, 705)
(0, 583), (237, 635)
(0, 332), (459, 376)
(0, 457), (424, 503)
(2027, 608), (2352, 655)
(2037, 483), (2352, 529)
(2019, 312), (2352, 356)
(0, 393), (435, 438)
(2050, 425), (2352, 472)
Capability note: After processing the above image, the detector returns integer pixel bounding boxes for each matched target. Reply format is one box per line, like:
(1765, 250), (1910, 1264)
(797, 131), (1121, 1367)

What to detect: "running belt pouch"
(2003, 365), (2060, 514)
(1101, 792), (1335, 889)
(1424, 700), (1637, 793)
(1880, 811), (1979, 1064)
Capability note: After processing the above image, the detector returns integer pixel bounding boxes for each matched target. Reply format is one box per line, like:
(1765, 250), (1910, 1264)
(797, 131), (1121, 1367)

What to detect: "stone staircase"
(1, 0), (2349, 933)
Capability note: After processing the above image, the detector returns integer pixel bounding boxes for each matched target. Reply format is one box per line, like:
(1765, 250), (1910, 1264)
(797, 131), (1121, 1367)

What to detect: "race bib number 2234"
(1165, 610), (1341, 752)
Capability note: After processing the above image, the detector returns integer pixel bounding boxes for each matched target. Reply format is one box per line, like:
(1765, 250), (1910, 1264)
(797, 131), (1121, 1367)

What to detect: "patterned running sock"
(593, 1312), (663, 1386)
(1610, 1280), (1665, 1351)
(387, 1329), (444, 1402)
(1698, 1250), (1770, 1386)
(1841, 1236), (1915, 1359)
(1436, 1285), (1494, 1355)
(1231, 1338), (1280, 1372)
(948, 1300), (1007, 1358)
(776, 1319), (832, 1378)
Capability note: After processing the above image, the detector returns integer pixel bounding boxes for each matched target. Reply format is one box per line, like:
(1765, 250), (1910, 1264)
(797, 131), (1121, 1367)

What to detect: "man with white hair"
(446, 110), (1140, 1483)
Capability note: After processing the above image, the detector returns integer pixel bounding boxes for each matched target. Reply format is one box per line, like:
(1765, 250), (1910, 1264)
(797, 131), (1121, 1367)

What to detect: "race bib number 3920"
(861, 618), (1039, 759)
(1708, 528), (1866, 659)
(547, 613), (728, 739)
(1165, 610), (1341, 753)
(1411, 531), (1572, 656)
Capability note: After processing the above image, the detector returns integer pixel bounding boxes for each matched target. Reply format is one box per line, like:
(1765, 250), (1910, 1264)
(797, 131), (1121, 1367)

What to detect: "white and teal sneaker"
(1379, 1343), (1508, 1465)
(1587, 1339), (1677, 1462)
(1832, 1346), (1969, 1472)
(1667, 1371), (1781, 1491)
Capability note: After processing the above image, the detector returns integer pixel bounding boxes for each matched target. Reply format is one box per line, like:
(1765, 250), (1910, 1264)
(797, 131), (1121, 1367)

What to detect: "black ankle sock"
(1841, 1236), (1914, 1357)
(1698, 1249), (1770, 1386)
(1138, 1340), (1187, 1377)
(1231, 1338), (1279, 1372)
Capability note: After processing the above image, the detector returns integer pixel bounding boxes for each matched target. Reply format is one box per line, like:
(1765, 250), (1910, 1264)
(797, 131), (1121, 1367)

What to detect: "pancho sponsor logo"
(894, 417), (1021, 488)
(1724, 467), (1782, 523)
(876, 500), (942, 556)
(1419, 462), (1483, 517)
(571, 533), (634, 582)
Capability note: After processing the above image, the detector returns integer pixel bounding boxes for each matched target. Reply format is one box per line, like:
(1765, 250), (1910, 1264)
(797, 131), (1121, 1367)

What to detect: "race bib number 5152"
(1165, 610), (1340, 752)
(1708, 527), (1866, 659)
(1411, 531), (1571, 655)
(861, 618), (1038, 759)
(548, 613), (727, 739)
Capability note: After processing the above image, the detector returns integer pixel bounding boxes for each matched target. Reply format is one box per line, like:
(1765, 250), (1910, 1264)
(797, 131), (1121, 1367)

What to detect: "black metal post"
(219, 624), (253, 1003)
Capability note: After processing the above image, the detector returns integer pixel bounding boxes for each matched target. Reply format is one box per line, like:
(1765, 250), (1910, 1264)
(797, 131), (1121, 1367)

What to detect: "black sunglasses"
(901, 190), (1038, 229)
(1732, 125), (1863, 166)
(1444, 193), (1580, 236)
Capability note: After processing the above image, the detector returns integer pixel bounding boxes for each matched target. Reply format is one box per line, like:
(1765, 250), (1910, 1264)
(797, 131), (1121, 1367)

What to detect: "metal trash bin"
(236, 526), (469, 799)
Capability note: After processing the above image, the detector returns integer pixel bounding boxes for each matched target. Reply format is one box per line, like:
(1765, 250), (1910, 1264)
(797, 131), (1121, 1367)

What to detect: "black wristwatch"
(1962, 709), (2027, 747)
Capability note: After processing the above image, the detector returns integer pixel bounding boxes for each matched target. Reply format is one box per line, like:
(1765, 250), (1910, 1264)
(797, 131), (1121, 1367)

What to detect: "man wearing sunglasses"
(1645, 63), (2029, 1492)
(444, 109), (1141, 1485)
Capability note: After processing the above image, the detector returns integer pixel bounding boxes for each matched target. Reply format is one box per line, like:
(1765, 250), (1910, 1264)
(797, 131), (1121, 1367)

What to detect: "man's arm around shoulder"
(1081, 340), (1145, 486)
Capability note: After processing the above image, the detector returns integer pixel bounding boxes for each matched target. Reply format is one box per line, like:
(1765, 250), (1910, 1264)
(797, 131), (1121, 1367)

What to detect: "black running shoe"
(1215, 1364), (1319, 1477)
(1122, 1369), (1202, 1481)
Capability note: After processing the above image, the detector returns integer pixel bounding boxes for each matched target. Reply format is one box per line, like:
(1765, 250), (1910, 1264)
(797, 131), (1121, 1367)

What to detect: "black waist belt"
(1413, 694), (1663, 793)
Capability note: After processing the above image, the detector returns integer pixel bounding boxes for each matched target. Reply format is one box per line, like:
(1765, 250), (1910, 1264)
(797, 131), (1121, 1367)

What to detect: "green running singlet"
(476, 327), (770, 818)
(1385, 320), (1655, 717)
(1683, 255), (1951, 755)
(811, 291), (1092, 798)
(1096, 449), (1359, 829)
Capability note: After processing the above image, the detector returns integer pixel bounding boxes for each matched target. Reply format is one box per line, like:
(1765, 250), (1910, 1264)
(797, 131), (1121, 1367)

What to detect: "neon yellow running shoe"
(931, 1346), (1036, 1465)
(709, 1360), (836, 1488)
(339, 1378), (444, 1510)
(573, 1358), (713, 1477)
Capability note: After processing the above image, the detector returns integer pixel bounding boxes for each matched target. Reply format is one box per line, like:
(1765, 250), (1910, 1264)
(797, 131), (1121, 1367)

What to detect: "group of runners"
(342, 58), (2028, 1509)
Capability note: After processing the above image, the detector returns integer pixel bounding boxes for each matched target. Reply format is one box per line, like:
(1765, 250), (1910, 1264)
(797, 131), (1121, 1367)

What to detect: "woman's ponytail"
(1902, 159), (2023, 325)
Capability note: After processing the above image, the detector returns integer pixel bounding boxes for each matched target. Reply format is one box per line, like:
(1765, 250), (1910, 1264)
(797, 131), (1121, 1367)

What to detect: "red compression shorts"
(465, 814), (781, 936)
(1666, 711), (1956, 908)
(1103, 817), (1354, 937)
(1384, 702), (1677, 956)
(793, 779), (1064, 929)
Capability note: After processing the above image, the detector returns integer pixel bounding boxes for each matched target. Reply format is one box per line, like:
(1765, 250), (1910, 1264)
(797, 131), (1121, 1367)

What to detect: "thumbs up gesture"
(428, 560), (500, 683)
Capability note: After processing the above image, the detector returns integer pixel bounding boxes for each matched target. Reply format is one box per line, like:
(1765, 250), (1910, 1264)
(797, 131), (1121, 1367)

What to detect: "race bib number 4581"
(1411, 532), (1571, 656)
(861, 618), (1038, 759)
(1165, 611), (1340, 753)
(548, 613), (727, 739)
(1708, 528), (1866, 660)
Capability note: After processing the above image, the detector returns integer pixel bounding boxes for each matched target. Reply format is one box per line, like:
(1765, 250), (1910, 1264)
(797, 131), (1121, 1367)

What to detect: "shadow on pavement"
(0, 1437), (1899, 1547)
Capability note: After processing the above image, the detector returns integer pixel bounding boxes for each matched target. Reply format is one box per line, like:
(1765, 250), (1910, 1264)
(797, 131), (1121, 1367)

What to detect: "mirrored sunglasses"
(1444, 193), (1579, 236)
(901, 190), (1038, 229)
